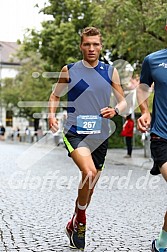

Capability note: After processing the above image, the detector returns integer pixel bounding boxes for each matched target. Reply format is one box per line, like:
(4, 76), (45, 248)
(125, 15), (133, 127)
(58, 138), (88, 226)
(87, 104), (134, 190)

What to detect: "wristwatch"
(114, 107), (119, 116)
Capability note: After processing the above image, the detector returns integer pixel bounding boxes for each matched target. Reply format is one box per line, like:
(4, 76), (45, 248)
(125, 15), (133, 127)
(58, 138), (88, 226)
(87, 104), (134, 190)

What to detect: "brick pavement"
(0, 141), (166, 252)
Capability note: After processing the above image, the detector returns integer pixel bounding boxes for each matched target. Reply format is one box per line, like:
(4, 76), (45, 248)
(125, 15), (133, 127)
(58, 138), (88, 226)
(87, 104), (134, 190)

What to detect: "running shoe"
(65, 220), (76, 249)
(152, 239), (167, 252)
(71, 217), (86, 250)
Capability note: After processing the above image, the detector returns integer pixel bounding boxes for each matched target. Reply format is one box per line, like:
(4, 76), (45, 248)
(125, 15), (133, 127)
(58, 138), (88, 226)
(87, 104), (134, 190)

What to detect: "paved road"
(0, 141), (166, 252)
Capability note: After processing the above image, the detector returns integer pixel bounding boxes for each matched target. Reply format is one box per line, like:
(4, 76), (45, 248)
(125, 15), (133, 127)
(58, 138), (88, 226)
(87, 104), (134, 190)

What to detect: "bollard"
(144, 132), (151, 158)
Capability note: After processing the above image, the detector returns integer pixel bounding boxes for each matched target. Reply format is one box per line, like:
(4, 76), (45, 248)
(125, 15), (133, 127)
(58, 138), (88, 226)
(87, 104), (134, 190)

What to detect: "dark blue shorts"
(63, 131), (108, 170)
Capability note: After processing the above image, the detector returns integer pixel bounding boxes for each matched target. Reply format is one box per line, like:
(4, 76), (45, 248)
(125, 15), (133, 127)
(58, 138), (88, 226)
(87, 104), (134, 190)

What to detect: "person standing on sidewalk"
(0, 125), (6, 141)
(48, 27), (126, 250)
(137, 24), (167, 252)
(120, 114), (134, 158)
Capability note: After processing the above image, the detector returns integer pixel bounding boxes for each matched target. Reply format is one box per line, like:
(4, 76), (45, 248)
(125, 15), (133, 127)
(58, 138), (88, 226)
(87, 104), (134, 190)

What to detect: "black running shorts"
(150, 135), (167, 175)
(63, 131), (108, 170)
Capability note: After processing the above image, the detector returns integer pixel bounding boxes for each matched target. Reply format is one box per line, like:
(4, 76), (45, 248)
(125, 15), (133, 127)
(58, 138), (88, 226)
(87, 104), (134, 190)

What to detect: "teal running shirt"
(140, 49), (167, 139)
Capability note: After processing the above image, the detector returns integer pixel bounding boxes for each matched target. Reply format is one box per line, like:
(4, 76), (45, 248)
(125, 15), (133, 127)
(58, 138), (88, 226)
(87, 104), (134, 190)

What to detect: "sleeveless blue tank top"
(64, 60), (114, 138)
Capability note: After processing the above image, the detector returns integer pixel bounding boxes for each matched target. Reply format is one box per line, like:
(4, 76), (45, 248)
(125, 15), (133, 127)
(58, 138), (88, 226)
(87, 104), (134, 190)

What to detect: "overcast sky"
(0, 0), (51, 42)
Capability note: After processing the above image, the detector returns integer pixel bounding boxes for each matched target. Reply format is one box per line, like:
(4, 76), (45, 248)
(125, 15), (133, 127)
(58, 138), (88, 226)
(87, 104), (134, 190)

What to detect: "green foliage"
(40, 22), (80, 70)
(91, 0), (167, 68)
(2, 0), (167, 125)
(19, 0), (167, 70)
(2, 52), (52, 118)
(108, 115), (124, 148)
(108, 115), (143, 149)
(1, 78), (20, 107)
(22, 0), (95, 71)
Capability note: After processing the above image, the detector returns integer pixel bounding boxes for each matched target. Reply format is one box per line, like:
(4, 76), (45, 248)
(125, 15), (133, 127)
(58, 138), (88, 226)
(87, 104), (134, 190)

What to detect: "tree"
(1, 51), (52, 129)
(23, 0), (95, 72)
(21, 0), (167, 72)
(3, 0), (166, 125)
(90, 0), (167, 69)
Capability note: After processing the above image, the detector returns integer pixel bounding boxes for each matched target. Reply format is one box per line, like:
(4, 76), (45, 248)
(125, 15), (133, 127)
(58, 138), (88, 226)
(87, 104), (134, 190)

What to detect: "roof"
(0, 41), (21, 65)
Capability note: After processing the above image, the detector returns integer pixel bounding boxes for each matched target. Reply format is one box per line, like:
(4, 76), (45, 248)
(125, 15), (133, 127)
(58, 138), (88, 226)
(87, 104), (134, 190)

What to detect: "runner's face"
(80, 35), (102, 66)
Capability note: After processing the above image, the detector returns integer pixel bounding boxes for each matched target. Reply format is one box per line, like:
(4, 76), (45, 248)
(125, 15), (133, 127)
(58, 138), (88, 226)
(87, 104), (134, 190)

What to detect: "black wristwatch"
(114, 107), (119, 116)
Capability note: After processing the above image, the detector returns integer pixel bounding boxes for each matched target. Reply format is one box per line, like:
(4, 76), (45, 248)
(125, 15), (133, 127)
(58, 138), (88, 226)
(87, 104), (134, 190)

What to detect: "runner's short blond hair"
(80, 27), (102, 44)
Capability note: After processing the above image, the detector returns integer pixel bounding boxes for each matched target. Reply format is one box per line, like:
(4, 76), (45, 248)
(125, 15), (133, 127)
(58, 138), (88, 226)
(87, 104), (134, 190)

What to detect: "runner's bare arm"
(137, 84), (151, 132)
(48, 66), (69, 132)
(101, 68), (126, 119)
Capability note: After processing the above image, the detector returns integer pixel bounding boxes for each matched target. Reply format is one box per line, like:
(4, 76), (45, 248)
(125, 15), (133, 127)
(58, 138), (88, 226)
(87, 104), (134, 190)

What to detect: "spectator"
(25, 127), (31, 142)
(121, 114), (134, 158)
(16, 127), (20, 141)
(0, 125), (6, 141)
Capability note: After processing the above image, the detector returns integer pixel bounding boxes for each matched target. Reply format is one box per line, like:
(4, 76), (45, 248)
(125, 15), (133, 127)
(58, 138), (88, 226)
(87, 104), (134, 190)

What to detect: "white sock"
(156, 230), (167, 249)
(77, 203), (87, 210)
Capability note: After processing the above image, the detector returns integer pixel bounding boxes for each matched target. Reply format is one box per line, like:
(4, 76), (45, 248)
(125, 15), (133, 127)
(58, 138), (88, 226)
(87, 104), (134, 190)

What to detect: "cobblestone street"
(0, 141), (166, 252)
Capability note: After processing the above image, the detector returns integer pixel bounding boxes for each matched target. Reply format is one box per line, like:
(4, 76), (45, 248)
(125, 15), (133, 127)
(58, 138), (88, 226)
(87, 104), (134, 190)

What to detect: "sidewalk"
(1, 139), (153, 170)
(106, 147), (153, 170)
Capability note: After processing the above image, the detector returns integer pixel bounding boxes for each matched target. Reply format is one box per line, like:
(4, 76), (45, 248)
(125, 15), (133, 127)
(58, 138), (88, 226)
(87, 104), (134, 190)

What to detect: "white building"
(0, 41), (36, 140)
(0, 41), (20, 127)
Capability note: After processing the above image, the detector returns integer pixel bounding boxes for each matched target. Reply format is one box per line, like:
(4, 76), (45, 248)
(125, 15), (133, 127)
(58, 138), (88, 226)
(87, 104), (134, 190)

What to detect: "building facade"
(0, 41), (20, 127)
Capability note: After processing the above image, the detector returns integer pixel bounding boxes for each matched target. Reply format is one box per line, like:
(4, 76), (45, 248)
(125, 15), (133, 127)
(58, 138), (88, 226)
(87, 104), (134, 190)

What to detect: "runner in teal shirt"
(138, 45), (167, 252)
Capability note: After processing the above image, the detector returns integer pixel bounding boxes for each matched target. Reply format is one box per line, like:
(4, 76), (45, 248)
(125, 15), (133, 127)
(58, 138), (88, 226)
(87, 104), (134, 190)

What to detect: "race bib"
(77, 115), (102, 134)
